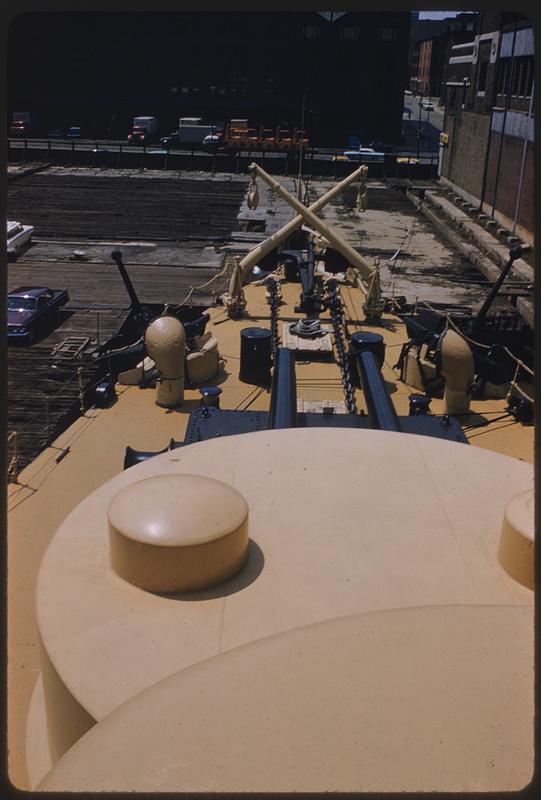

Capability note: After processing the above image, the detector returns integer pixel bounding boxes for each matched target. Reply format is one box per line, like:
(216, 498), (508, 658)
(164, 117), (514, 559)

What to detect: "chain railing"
(6, 361), (110, 482)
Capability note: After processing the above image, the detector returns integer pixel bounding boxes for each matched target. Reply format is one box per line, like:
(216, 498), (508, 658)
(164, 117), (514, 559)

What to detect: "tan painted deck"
(8, 280), (534, 790)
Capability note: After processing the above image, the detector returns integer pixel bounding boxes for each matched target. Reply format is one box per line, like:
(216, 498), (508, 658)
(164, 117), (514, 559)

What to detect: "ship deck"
(8, 277), (534, 788)
(7, 167), (534, 790)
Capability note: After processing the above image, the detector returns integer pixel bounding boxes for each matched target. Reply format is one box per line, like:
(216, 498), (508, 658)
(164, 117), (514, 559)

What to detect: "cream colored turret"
(144, 316), (186, 407)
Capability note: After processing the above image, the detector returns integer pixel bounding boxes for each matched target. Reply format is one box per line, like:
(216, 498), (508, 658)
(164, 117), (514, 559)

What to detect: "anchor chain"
(265, 277), (281, 359)
(325, 279), (357, 414)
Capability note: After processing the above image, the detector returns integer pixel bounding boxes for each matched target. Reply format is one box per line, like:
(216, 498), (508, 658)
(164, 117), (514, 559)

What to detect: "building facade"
(418, 37), (445, 96)
(439, 12), (533, 243)
(410, 14), (477, 99)
(7, 10), (410, 147)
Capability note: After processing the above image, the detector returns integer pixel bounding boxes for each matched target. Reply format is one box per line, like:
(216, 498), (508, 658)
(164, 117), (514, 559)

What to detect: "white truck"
(127, 116), (159, 145)
(161, 117), (221, 149)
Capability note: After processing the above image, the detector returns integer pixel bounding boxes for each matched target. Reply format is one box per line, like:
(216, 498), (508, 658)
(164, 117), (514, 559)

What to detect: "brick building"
(439, 12), (533, 243)
(7, 10), (410, 147)
(409, 14), (477, 99)
(418, 36), (445, 96)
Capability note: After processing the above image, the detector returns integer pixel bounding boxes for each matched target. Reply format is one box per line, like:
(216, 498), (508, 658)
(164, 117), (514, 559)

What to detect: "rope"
(387, 204), (422, 297)
(174, 258), (233, 308)
(506, 359), (534, 403)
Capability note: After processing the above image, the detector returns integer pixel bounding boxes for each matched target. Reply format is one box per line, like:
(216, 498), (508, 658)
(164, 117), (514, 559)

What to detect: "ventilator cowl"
(145, 316), (186, 407)
(439, 329), (474, 414)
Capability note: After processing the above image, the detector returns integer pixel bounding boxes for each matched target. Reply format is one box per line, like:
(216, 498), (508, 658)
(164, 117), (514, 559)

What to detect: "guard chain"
(325, 279), (357, 414)
(265, 277), (281, 358)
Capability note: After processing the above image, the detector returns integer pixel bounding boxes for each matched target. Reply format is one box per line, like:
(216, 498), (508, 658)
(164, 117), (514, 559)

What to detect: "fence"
(8, 138), (439, 180)
(6, 363), (107, 483)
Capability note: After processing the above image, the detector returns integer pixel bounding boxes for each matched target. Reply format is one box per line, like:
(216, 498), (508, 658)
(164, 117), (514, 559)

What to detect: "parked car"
(368, 141), (394, 153)
(202, 132), (225, 151)
(160, 132), (180, 148)
(343, 147), (385, 162)
(7, 286), (69, 344)
(421, 101), (434, 111)
(67, 126), (81, 138)
(48, 128), (64, 139)
(7, 220), (34, 260)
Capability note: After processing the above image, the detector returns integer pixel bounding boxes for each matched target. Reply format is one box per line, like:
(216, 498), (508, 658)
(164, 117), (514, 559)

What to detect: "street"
(7, 93), (445, 166)
(402, 92), (443, 154)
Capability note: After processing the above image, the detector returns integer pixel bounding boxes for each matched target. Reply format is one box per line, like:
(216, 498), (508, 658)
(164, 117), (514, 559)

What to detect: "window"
(301, 25), (320, 39)
(511, 58), (521, 95)
(525, 57), (534, 97)
(477, 60), (488, 93)
(515, 56), (534, 97)
(497, 58), (509, 95)
(340, 26), (359, 41)
(377, 27), (397, 41)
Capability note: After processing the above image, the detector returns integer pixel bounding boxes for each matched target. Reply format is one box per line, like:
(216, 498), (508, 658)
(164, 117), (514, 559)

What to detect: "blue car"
(7, 286), (69, 344)
(343, 147), (385, 162)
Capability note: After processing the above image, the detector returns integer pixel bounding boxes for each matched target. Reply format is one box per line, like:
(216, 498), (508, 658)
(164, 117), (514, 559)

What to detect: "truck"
(127, 116), (159, 145)
(9, 112), (40, 137)
(222, 121), (309, 152)
(160, 117), (222, 149)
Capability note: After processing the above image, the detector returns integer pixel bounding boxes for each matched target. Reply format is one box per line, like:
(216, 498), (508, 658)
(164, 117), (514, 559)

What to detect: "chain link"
(325, 279), (357, 414)
(265, 277), (281, 359)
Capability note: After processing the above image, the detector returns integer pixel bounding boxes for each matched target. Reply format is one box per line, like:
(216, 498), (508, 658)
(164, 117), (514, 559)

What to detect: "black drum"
(239, 327), (272, 386)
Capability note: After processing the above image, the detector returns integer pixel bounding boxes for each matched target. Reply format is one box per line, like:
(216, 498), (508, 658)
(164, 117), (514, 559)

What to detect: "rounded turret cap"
(498, 488), (534, 589)
(108, 474), (249, 592)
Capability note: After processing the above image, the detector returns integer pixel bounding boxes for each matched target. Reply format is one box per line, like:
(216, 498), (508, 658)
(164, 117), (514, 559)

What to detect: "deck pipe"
(111, 249), (143, 314)
(355, 350), (402, 432)
(235, 164), (367, 286)
(268, 347), (297, 430)
(472, 245), (523, 332)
